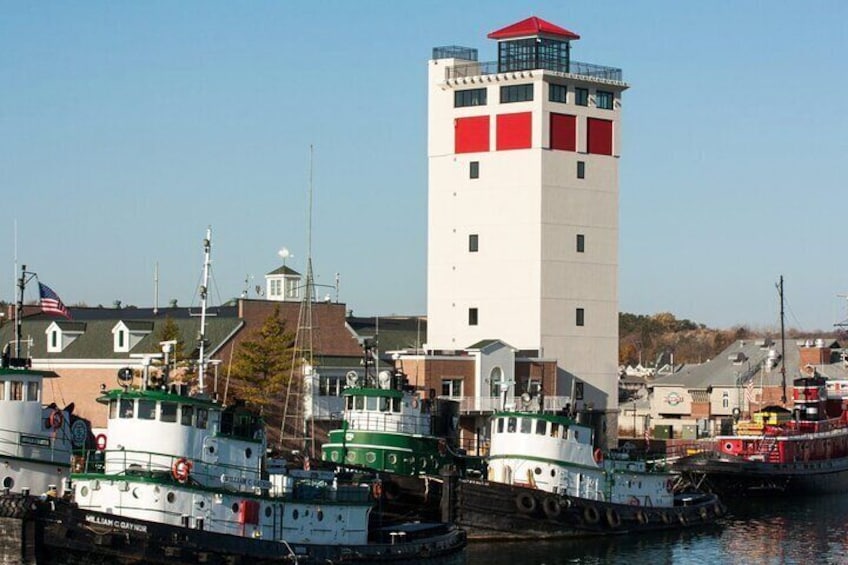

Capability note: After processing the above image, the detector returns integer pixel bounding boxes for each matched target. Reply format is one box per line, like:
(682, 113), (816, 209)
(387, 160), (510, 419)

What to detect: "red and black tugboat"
(674, 278), (848, 495)
(674, 366), (848, 495)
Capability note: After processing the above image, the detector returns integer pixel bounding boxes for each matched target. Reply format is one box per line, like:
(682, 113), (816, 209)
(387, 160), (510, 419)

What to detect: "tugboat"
(321, 341), (483, 520)
(441, 405), (724, 540)
(672, 367), (848, 495)
(1, 230), (466, 564)
(672, 277), (848, 496)
(0, 266), (74, 498)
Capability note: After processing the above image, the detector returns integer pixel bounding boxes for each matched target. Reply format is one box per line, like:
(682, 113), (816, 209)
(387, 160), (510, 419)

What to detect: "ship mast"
(281, 146), (318, 454)
(778, 275), (787, 405)
(197, 227), (212, 394)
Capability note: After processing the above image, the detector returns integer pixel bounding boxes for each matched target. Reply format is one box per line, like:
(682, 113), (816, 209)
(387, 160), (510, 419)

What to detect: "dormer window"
(112, 321), (153, 353)
(45, 321), (86, 353)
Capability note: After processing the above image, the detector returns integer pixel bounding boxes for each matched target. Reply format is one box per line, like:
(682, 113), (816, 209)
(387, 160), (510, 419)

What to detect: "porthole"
(292, 509), (299, 520)
(550, 469), (556, 477)
(420, 457), (428, 469)
(245, 448), (252, 459)
(132, 487), (140, 499)
(387, 454), (398, 465)
(346, 451), (357, 463)
(196, 500), (205, 509)
(208, 445), (215, 454)
(265, 506), (272, 517)
(2, 477), (13, 489)
(167, 492), (176, 503)
(330, 451), (339, 462)
(366, 452), (376, 464)
(534, 467), (542, 475)
(317, 510), (324, 522)
(80, 486), (89, 497)
(232, 503), (240, 513)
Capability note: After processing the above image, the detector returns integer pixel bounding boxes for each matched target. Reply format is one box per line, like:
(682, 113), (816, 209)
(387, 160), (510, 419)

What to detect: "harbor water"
(463, 494), (848, 564)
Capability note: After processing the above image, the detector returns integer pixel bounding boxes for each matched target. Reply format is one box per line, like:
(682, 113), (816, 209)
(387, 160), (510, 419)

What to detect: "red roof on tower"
(487, 16), (580, 41)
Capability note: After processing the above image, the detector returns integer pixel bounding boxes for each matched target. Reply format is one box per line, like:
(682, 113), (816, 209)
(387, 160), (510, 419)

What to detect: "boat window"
(573, 429), (579, 441)
(10, 381), (23, 401)
(345, 396), (353, 410)
(26, 382), (39, 402)
(497, 418), (504, 434)
(366, 397), (378, 411)
(551, 423), (560, 438)
(120, 399), (134, 419)
(181, 405), (194, 426)
(536, 419), (547, 435)
(138, 400), (156, 420)
(109, 399), (118, 419)
(392, 398), (401, 412)
(354, 396), (364, 411)
(520, 418), (532, 434)
(379, 397), (390, 412)
(196, 408), (208, 429)
(161, 402), (178, 423)
(0, 381), (5, 400)
(507, 417), (516, 433)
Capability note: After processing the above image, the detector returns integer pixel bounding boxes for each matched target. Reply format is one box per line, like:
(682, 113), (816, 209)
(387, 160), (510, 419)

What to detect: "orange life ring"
(372, 482), (383, 499)
(95, 433), (107, 451)
(593, 448), (604, 464)
(172, 457), (192, 483)
(48, 409), (64, 430)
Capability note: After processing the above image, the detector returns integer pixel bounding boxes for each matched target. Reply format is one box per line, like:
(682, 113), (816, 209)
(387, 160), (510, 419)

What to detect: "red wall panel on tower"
(587, 118), (613, 156)
(550, 113), (576, 151)
(496, 112), (532, 150)
(455, 116), (490, 154)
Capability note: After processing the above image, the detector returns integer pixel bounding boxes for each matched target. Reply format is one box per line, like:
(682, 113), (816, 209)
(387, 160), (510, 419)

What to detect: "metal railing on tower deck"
(445, 60), (623, 82)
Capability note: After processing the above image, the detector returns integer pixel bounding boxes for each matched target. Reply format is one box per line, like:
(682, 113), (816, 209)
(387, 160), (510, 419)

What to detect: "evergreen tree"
(156, 316), (186, 363)
(230, 306), (296, 414)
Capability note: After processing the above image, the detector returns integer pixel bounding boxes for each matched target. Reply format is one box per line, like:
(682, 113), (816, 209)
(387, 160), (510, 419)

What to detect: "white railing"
(445, 396), (572, 414)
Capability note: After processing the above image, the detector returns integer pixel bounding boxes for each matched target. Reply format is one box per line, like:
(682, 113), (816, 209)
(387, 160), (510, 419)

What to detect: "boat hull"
(378, 472), (723, 540)
(0, 493), (466, 564)
(448, 479), (723, 540)
(673, 451), (848, 496)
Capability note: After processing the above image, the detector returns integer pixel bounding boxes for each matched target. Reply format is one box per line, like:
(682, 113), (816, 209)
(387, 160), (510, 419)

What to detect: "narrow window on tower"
(470, 161), (479, 179)
(576, 308), (585, 327)
(575, 88), (589, 106)
(576, 234), (585, 253)
(469, 308), (479, 326)
(577, 160), (585, 179)
(469, 234), (479, 252)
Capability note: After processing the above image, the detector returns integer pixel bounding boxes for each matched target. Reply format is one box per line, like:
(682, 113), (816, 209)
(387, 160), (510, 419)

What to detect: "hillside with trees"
(618, 312), (838, 368)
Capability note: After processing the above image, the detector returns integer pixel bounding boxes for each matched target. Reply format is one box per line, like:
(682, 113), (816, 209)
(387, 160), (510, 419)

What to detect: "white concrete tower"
(426, 17), (628, 425)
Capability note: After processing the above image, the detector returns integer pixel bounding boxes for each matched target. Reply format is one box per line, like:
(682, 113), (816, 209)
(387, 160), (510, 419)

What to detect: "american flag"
(38, 282), (71, 319)
(745, 378), (755, 404)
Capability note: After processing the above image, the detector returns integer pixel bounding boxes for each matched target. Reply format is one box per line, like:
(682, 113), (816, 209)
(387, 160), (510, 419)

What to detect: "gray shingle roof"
(1, 317), (242, 360)
(651, 338), (848, 390)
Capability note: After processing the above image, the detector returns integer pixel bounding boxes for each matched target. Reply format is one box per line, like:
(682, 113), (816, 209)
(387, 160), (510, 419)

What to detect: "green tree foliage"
(156, 316), (187, 363)
(229, 306), (296, 414)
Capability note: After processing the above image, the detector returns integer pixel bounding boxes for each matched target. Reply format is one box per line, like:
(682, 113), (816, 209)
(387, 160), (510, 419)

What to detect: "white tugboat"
(0, 266), (74, 498)
(1, 230), (465, 564)
(441, 404), (725, 539)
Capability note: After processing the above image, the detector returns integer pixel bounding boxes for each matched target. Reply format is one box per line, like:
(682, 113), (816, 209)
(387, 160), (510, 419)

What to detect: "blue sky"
(3, 1), (847, 331)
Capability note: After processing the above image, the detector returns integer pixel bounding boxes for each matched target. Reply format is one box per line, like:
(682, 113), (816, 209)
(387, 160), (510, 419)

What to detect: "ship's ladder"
(758, 436), (780, 463)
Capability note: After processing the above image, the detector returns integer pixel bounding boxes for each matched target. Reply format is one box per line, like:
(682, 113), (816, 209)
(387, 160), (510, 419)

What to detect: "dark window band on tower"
(455, 88), (487, 107)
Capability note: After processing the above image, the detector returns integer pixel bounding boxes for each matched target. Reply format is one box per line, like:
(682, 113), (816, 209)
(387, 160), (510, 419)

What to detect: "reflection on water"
(464, 494), (848, 564)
